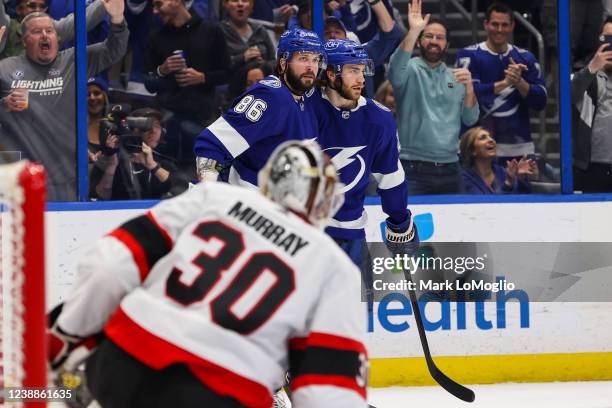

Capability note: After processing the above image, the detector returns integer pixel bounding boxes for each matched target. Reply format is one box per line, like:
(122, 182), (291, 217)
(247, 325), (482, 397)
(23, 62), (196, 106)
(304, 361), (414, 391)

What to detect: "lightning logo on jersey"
(482, 86), (518, 119)
(325, 146), (367, 193)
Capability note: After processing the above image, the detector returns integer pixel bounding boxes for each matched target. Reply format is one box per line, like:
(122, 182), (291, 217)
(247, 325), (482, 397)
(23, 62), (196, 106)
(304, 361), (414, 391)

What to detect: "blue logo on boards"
(368, 277), (530, 333)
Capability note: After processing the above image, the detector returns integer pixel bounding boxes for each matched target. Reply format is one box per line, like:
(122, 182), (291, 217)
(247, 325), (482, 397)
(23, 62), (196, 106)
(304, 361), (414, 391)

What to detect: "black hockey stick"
(403, 269), (476, 402)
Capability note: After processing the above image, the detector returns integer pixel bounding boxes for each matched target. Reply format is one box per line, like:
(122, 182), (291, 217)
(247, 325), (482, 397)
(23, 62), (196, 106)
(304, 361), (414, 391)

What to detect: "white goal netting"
(0, 161), (47, 407)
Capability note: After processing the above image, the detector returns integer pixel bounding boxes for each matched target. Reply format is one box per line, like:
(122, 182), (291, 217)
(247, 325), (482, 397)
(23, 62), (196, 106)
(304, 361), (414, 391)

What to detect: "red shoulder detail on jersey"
(108, 212), (173, 281)
(109, 228), (149, 281)
(105, 307), (272, 408)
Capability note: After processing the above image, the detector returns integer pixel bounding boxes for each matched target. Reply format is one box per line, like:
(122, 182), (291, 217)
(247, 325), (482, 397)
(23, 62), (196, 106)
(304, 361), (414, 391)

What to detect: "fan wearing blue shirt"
(389, 0), (479, 195)
(455, 2), (547, 160)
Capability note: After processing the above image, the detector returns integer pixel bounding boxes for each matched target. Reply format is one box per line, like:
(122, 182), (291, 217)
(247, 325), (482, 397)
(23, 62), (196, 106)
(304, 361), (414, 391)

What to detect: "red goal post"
(0, 161), (47, 407)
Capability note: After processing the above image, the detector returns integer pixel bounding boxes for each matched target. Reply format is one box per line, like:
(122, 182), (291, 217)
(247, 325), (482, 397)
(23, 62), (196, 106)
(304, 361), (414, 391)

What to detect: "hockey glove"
(48, 324), (83, 370)
(196, 156), (221, 182)
(54, 352), (95, 408)
(385, 215), (420, 256)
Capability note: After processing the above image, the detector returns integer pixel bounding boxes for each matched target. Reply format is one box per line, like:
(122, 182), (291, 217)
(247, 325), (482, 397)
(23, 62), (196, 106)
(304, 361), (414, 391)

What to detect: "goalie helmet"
(277, 28), (326, 67)
(324, 39), (374, 76)
(259, 140), (343, 229)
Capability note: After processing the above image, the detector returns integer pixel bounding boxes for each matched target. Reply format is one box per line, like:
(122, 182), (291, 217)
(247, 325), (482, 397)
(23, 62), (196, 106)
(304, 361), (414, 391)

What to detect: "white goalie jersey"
(57, 182), (368, 407)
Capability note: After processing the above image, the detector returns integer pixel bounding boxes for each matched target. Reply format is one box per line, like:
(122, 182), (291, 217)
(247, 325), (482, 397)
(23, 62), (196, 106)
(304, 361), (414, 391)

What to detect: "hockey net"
(0, 161), (47, 407)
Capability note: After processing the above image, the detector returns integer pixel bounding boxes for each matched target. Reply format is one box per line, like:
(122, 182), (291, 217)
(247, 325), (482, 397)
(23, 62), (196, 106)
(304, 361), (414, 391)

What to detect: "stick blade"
(429, 362), (476, 402)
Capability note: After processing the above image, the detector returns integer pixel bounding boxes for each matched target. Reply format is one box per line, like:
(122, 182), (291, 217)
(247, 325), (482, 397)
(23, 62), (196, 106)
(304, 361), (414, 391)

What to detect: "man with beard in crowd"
(193, 27), (324, 187)
(388, 0), (479, 195)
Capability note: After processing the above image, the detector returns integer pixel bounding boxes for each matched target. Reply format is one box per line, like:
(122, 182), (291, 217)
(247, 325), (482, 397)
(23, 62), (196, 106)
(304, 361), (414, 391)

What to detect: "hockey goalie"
(47, 140), (369, 408)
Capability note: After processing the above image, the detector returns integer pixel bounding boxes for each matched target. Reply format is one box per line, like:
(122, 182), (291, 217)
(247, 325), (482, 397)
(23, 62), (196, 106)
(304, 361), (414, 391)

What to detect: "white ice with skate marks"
(368, 381), (612, 408)
(46, 381), (612, 408)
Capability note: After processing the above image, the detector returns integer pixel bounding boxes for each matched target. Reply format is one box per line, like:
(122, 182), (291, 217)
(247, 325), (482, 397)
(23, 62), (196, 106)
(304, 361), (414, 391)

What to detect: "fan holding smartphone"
(589, 17), (612, 74)
(572, 16), (612, 193)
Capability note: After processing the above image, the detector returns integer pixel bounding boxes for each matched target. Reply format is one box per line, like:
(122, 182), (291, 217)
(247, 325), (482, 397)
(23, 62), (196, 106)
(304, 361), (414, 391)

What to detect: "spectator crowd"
(0, 0), (610, 200)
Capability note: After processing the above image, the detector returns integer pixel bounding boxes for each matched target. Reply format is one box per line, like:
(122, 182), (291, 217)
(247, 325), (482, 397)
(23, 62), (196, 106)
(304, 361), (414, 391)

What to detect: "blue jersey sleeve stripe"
(328, 213), (367, 230)
(208, 116), (250, 158)
(372, 164), (405, 190)
(228, 167), (259, 190)
(535, 84), (548, 95)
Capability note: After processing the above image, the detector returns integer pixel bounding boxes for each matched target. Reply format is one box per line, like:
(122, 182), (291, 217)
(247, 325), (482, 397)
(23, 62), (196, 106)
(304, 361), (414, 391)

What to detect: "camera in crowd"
(99, 104), (155, 154)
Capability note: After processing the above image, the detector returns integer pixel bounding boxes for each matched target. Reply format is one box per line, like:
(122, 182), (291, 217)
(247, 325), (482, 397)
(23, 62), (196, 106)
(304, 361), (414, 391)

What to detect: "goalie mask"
(259, 140), (343, 228)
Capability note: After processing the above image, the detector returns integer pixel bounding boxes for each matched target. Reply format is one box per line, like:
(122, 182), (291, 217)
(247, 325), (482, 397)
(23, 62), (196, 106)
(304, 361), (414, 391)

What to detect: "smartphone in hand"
(600, 34), (612, 49)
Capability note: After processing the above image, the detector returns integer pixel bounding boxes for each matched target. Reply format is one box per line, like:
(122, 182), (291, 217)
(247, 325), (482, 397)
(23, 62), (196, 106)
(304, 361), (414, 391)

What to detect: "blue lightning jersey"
(455, 42), (547, 157)
(309, 89), (408, 240)
(194, 76), (318, 187)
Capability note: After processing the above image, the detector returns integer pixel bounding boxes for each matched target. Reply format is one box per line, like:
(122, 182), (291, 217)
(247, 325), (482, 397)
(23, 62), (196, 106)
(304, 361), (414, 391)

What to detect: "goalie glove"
(48, 324), (83, 370)
(54, 349), (95, 408)
(385, 215), (420, 256)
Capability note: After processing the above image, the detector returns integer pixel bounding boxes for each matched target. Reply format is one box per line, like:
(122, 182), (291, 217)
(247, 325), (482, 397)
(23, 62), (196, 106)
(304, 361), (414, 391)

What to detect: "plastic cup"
(172, 50), (187, 70)
(14, 88), (29, 109)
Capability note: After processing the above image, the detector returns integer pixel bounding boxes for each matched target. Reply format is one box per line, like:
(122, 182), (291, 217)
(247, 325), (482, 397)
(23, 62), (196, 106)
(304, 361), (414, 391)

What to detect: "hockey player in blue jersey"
(455, 2), (547, 160)
(310, 39), (419, 289)
(193, 28), (324, 186)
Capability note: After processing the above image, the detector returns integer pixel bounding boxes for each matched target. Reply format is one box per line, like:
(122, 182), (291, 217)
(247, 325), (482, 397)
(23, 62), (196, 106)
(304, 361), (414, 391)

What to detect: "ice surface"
(368, 381), (612, 408)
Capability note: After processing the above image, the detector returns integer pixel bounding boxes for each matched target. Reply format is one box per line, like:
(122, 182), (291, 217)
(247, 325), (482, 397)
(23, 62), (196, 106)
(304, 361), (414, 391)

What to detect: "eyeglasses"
(25, 2), (47, 11)
(421, 33), (447, 41)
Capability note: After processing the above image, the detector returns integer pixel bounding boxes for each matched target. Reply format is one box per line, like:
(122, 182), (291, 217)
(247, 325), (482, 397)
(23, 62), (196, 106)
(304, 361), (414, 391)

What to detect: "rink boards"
(12, 200), (612, 386)
(364, 201), (612, 385)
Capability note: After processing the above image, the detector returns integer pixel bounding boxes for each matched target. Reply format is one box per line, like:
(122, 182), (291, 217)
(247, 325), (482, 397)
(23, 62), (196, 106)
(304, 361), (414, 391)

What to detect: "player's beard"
(420, 43), (445, 64)
(331, 77), (360, 101)
(285, 65), (316, 95)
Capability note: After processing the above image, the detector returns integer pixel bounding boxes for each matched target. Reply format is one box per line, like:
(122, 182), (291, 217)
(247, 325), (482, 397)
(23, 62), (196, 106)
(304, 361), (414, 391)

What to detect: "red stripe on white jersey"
(109, 228), (150, 281)
(291, 374), (367, 399)
(107, 211), (172, 282)
(289, 332), (367, 354)
(104, 307), (272, 408)
(145, 210), (173, 248)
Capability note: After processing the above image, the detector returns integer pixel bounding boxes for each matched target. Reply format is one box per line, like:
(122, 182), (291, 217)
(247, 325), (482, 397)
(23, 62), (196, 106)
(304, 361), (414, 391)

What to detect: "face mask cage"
(310, 160), (344, 228)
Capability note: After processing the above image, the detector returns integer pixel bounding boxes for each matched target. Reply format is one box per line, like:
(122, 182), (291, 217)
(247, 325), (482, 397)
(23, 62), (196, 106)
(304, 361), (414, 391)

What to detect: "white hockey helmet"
(259, 140), (344, 228)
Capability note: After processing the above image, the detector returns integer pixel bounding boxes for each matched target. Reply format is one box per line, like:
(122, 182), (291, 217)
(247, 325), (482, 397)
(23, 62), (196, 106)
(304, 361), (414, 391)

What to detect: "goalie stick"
(402, 269), (476, 402)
